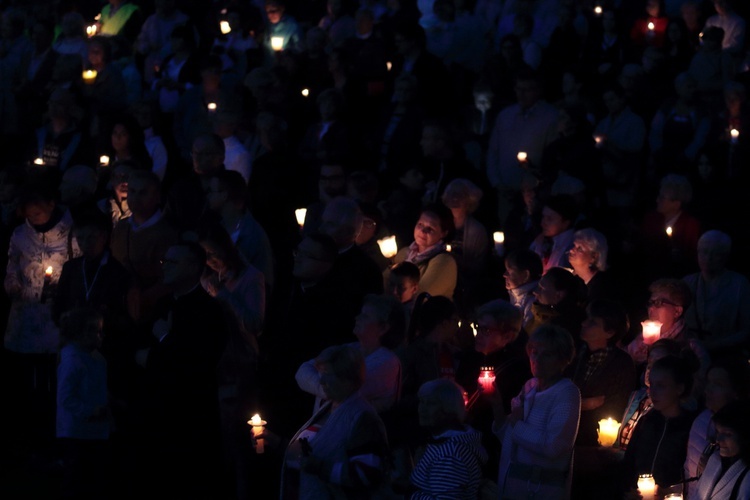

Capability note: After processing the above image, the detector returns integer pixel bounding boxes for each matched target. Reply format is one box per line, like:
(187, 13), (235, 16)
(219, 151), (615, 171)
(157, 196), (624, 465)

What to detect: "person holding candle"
(630, 0), (669, 51)
(702, 0), (746, 55)
(97, 161), (132, 226)
(101, 113), (153, 173)
(694, 399), (750, 499)
(568, 227), (619, 304)
(621, 355), (698, 497)
(151, 24), (201, 117)
(262, 0), (303, 66)
(490, 324), (580, 499)
(32, 88), (89, 172)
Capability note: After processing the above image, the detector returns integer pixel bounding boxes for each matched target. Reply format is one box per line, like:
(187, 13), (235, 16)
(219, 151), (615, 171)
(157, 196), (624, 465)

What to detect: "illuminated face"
(647, 290), (681, 329)
(24, 201), (55, 226)
(111, 124), (130, 153)
(503, 262), (529, 290)
(413, 212), (447, 251)
(527, 341), (567, 381)
(387, 275), (419, 303)
(568, 240), (596, 271)
(265, 3), (283, 24)
(541, 206), (570, 238)
(715, 424), (741, 458)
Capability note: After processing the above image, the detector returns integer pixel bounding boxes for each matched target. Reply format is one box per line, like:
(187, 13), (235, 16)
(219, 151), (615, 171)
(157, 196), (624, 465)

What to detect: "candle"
(34, 158), (45, 166)
(301, 88), (309, 97)
(295, 208), (307, 228)
(220, 20), (231, 35)
(82, 69), (97, 84)
(666, 226), (673, 238)
(647, 21), (655, 32)
(493, 231), (505, 256)
(207, 102), (217, 113)
(86, 24), (97, 37)
(271, 36), (284, 51)
(477, 367), (496, 393)
(386, 61), (392, 72)
(637, 474), (656, 500)
(99, 155), (110, 167)
(471, 323), (478, 337)
(663, 495), (683, 500)
(377, 235), (398, 259)
(446, 244), (452, 253)
(248, 413), (267, 454)
(641, 320), (662, 345)
(517, 151), (528, 162)
(45, 266), (53, 279)
(593, 134), (605, 148)
(594, 5), (602, 16)
(597, 418), (621, 447)
(731, 128), (740, 145)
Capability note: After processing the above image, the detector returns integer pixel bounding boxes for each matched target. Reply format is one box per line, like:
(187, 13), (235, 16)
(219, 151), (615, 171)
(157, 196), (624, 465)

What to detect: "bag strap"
(729, 465), (749, 500)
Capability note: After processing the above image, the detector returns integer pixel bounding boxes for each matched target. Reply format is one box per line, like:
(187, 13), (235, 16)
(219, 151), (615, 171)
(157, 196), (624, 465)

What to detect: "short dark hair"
(176, 241), (207, 275)
(60, 307), (102, 350)
(390, 261), (420, 283)
(586, 299), (630, 345)
(420, 203), (455, 243)
(505, 249), (543, 281)
(213, 169), (248, 204)
(650, 355), (696, 398)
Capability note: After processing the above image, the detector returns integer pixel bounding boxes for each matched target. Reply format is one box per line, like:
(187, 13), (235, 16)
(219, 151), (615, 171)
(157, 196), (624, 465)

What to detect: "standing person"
(503, 249), (543, 331)
(529, 194), (578, 274)
(490, 324), (581, 499)
(56, 307), (110, 500)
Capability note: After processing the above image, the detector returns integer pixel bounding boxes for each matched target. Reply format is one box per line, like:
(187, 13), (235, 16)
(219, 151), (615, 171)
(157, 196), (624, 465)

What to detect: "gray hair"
(660, 174), (692, 204)
(417, 378), (466, 422)
(698, 230), (731, 255)
(322, 196), (364, 244)
(573, 227), (609, 271)
(527, 324), (576, 366)
(441, 178), (483, 214)
(315, 345), (366, 390)
(476, 299), (523, 340)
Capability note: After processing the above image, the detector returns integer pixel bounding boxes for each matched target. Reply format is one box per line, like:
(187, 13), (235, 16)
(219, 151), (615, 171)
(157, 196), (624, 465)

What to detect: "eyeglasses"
(647, 298), (679, 308)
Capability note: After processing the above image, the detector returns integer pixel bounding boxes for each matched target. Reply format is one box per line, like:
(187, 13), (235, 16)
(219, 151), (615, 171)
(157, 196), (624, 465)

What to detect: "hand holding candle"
(637, 474), (656, 500)
(641, 320), (662, 345)
(82, 69), (97, 84)
(478, 367), (496, 393)
(248, 413), (267, 454)
(597, 418), (621, 447)
(220, 20), (231, 35)
(271, 36), (284, 51)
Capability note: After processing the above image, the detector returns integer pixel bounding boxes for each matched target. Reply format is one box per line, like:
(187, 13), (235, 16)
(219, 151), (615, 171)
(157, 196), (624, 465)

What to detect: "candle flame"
(471, 323), (478, 337)
(647, 22), (655, 31)
(666, 226), (673, 237)
(82, 69), (97, 82)
(220, 21), (231, 35)
(271, 36), (284, 51)
(493, 231), (505, 244)
(517, 151), (527, 162)
(86, 25), (97, 37)
(731, 128), (740, 139)
(45, 266), (53, 276)
(100, 155), (110, 166)
(386, 61), (392, 71)
(207, 102), (217, 112)
(301, 88), (309, 97)
(34, 158), (45, 165)
(295, 208), (307, 227)
(249, 414), (263, 426)
(446, 244), (452, 252)
(377, 235), (398, 259)
(594, 6), (602, 15)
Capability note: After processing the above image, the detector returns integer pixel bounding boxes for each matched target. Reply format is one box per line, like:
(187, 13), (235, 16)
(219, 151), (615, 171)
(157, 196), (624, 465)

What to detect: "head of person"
(387, 261), (420, 303)
(569, 228), (608, 274)
(347, 170), (379, 205)
(319, 164), (348, 200)
(59, 307), (103, 351)
(526, 324), (576, 382)
(656, 174), (692, 217)
(417, 379), (466, 432)
(320, 196), (363, 249)
(473, 81), (494, 113)
(354, 203), (380, 246)
(712, 0), (733, 16)
(514, 69), (543, 110)
(413, 204), (455, 253)
(213, 110), (242, 140)
(20, 184), (57, 226)
(393, 20), (426, 56)
(647, 278), (692, 330)
(110, 114), (144, 155)
(602, 83), (628, 116)
(292, 233), (338, 284)
(314, 345), (366, 403)
(420, 121), (453, 160)
(197, 221), (244, 276)
(126, 170), (161, 220)
(646, 0), (663, 17)
(674, 72), (697, 102)
(645, 338), (682, 387)
(557, 103), (591, 137)
(666, 17), (688, 45)
(581, 299), (629, 350)
(354, 294), (407, 350)
(499, 34), (523, 63)
(441, 178), (482, 218)
(206, 170), (247, 213)
(504, 249), (543, 290)
(59, 165), (97, 207)
(697, 230), (731, 277)
(534, 267), (585, 307)
(701, 26), (724, 51)
(705, 356), (750, 414)
(474, 299), (524, 355)
(712, 399), (750, 463)
(415, 295), (458, 342)
(73, 211), (112, 260)
(200, 55), (223, 93)
(87, 36), (112, 70)
(47, 87), (77, 122)
(109, 162), (133, 202)
(161, 242), (207, 290)
(540, 194), (577, 238)
(192, 134), (225, 176)
(170, 24), (196, 54)
(265, 0), (285, 25)
(648, 355), (695, 414)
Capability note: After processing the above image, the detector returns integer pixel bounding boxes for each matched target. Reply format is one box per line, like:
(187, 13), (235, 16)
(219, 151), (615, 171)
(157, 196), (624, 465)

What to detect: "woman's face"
(533, 275), (562, 306)
(503, 262), (529, 290)
(111, 124), (130, 153)
(318, 363), (355, 403)
(24, 201), (55, 226)
(647, 367), (683, 412)
(715, 423), (741, 458)
(568, 240), (596, 271)
(413, 212), (447, 250)
(580, 315), (612, 348)
(647, 290), (681, 330)
(541, 207), (570, 238)
(527, 341), (567, 381)
(88, 41), (105, 68)
(705, 367), (737, 413)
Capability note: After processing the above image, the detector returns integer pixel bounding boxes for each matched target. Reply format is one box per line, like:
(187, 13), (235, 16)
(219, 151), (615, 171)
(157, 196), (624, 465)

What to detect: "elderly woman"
(409, 379), (488, 498)
(526, 267), (587, 342)
(491, 324), (581, 499)
(267, 345), (390, 499)
(386, 203), (457, 300)
(296, 294), (405, 414)
(568, 227), (618, 303)
(503, 249), (542, 331)
(683, 230), (750, 356)
(695, 399), (750, 499)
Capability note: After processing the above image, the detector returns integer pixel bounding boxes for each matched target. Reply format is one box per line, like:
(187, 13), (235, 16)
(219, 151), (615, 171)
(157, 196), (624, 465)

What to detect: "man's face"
(540, 207), (570, 238)
(266, 3), (283, 24)
(126, 178), (160, 218)
(515, 80), (541, 109)
(206, 177), (228, 211)
(192, 138), (223, 175)
(161, 246), (195, 287)
(387, 275), (418, 303)
(319, 165), (347, 199)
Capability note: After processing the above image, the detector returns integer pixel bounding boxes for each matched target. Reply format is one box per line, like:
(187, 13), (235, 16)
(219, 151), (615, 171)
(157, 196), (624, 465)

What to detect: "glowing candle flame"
(641, 320), (662, 345)
(666, 226), (673, 237)
(597, 418), (621, 447)
(517, 151), (528, 162)
(250, 414), (262, 426)
(647, 22), (655, 31)
(86, 25), (97, 37)
(386, 61), (392, 71)
(594, 6), (602, 15)
(220, 20), (231, 35)
(82, 69), (98, 83)
(45, 266), (53, 276)
(493, 232), (505, 244)
(301, 88), (309, 97)
(34, 158), (44, 166)
(100, 155), (110, 167)
(478, 367), (496, 392)
(377, 235), (398, 259)
(731, 128), (740, 143)
(295, 208), (307, 227)
(271, 36), (284, 51)
(207, 102), (217, 112)
(446, 244), (452, 252)
(471, 323), (478, 337)
(638, 474), (656, 500)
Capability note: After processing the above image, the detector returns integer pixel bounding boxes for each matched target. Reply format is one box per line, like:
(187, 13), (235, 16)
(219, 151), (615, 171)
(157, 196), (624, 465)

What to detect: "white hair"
(574, 227), (608, 271)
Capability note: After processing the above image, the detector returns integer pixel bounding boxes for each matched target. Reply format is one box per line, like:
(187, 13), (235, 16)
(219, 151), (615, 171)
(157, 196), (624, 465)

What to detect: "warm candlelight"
(82, 69), (97, 84)
(493, 232), (505, 244)
(248, 413), (267, 454)
(731, 128), (740, 144)
(593, 134), (604, 147)
(220, 20), (231, 35)
(271, 36), (284, 51)
(637, 474), (656, 500)
(377, 235), (398, 259)
(99, 155), (110, 167)
(641, 320), (662, 345)
(594, 5), (602, 16)
(207, 102), (217, 113)
(471, 323), (478, 337)
(295, 208), (307, 228)
(517, 151), (528, 162)
(666, 226), (673, 238)
(45, 266), (53, 277)
(86, 24), (97, 37)
(386, 61), (392, 71)
(663, 494), (683, 500)
(597, 418), (621, 447)
(647, 21), (655, 31)
(301, 88), (309, 97)
(34, 158), (44, 166)
(446, 244), (452, 253)
(477, 367), (496, 392)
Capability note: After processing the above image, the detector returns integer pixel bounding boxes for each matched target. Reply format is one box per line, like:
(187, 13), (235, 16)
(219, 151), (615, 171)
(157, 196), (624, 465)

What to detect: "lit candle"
(471, 323), (478, 337)
(493, 231), (505, 256)
(517, 151), (528, 163)
(82, 69), (97, 84)
(99, 155), (110, 167)
(207, 102), (217, 113)
(301, 88), (309, 97)
(477, 367), (496, 392)
(271, 36), (284, 51)
(731, 128), (740, 145)
(34, 158), (45, 166)
(45, 266), (53, 278)
(641, 320), (662, 345)
(666, 226), (673, 238)
(594, 5), (602, 16)
(446, 244), (452, 253)
(593, 134), (605, 148)
(597, 418), (621, 447)
(377, 235), (398, 259)
(637, 474), (656, 500)
(663, 494), (683, 500)
(386, 61), (392, 72)
(86, 24), (97, 37)
(220, 20), (231, 35)
(295, 208), (307, 228)
(94, 13), (101, 21)
(248, 413), (267, 454)
(647, 21), (655, 32)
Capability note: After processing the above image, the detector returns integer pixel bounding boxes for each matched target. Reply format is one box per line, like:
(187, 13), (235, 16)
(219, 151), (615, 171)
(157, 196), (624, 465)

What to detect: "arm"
(4, 233), (22, 299)
(295, 358), (326, 399)
(57, 354), (98, 419)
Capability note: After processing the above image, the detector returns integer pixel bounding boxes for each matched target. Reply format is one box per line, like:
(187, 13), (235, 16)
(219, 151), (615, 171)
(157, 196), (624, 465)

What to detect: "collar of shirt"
(129, 209), (163, 232)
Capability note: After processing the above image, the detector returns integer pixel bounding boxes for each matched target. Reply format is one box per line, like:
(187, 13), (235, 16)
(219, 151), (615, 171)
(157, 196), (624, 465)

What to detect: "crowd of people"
(2, 0), (750, 498)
